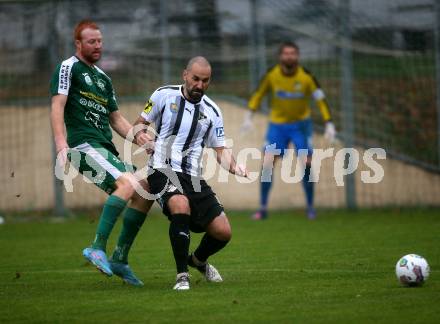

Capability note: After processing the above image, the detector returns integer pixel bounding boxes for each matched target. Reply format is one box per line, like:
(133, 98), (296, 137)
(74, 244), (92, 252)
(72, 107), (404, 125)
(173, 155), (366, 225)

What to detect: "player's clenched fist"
(135, 132), (155, 154)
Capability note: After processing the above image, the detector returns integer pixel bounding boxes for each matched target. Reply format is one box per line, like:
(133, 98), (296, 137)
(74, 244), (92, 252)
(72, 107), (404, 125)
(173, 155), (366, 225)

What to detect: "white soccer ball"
(395, 254), (430, 287)
(0, 216), (4, 225)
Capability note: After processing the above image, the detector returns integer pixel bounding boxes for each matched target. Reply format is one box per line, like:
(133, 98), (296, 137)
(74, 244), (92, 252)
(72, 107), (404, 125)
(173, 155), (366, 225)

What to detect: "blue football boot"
(109, 262), (144, 287)
(83, 247), (113, 276)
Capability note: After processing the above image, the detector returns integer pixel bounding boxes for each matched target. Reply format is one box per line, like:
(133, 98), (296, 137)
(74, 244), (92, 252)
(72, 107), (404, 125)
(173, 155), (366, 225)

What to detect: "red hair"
(74, 20), (99, 41)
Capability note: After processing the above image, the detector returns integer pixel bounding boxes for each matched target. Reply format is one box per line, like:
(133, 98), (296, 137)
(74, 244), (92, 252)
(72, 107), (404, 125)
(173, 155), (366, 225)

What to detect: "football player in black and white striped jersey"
(134, 56), (248, 290)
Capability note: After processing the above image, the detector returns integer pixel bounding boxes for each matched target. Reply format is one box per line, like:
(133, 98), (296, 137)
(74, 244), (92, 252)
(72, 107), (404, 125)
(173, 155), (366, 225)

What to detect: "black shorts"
(147, 168), (224, 233)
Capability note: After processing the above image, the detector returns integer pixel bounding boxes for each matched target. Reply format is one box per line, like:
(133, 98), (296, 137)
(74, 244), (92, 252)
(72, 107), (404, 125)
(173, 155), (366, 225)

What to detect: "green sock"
(111, 208), (147, 264)
(91, 195), (128, 252)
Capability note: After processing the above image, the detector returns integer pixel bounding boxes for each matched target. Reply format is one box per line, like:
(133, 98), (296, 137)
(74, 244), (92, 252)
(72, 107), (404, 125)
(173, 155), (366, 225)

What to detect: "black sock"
(194, 233), (229, 263)
(169, 214), (191, 273)
(303, 163), (314, 208)
(304, 164), (311, 183)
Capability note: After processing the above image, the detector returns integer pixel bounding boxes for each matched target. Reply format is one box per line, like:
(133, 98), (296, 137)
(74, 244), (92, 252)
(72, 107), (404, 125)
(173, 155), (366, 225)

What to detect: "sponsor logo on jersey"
(85, 111), (103, 129)
(276, 90), (304, 99)
(59, 64), (70, 90)
(83, 73), (93, 86)
(216, 127), (224, 137)
(294, 81), (302, 91)
(80, 98), (107, 114)
(80, 91), (108, 105)
(170, 103), (178, 113)
(143, 99), (154, 114)
(87, 100), (107, 114)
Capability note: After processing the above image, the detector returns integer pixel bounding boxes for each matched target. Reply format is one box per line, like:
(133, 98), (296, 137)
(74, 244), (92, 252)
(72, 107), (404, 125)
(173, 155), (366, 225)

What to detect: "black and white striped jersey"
(140, 85), (225, 176)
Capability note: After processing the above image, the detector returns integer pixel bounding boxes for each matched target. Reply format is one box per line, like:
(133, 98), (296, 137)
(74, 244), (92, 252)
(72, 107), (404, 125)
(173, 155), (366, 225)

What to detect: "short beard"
(282, 61), (296, 70)
(187, 89), (204, 102)
(83, 53), (101, 64)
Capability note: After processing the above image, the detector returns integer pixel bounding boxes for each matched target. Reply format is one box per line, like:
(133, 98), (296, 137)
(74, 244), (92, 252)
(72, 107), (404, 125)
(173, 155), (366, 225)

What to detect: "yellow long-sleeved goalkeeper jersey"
(248, 64), (331, 124)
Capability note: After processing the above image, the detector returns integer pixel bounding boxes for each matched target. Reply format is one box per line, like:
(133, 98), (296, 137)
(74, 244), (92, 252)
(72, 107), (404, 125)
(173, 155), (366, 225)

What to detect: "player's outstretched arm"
(315, 98), (337, 144)
(51, 94), (68, 165)
(241, 73), (270, 135)
(309, 74), (337, 144)
(109, 112), (154, 153)
(132, 115), (155, 154)
(109, 111), (136, 140)
(213, 146), (248, 178)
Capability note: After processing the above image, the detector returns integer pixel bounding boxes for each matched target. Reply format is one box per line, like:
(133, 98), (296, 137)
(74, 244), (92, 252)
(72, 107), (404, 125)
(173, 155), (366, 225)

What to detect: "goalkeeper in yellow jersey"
(241, 41), (336, 220)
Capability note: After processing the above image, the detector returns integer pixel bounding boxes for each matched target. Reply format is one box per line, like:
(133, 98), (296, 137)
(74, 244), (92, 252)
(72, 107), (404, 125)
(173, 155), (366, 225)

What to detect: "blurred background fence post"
(339, 0), (357, 209)
(249, 0), (268, 111)
(160, 0), (170, 84)
(48, 0), (66, 217)
(435, 0), (440, 168)
(248, 0), (259, 94)
(256, 0), (267, 81)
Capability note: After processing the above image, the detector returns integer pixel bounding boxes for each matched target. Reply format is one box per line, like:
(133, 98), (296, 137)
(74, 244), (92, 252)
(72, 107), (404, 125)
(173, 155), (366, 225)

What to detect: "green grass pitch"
(0, 209), (439, 323)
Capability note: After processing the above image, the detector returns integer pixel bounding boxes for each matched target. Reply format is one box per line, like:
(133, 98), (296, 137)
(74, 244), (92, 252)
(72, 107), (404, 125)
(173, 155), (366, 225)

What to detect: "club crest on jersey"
(198, 111), (207, 121)
(82, 73), (93, 86)
(170, 103), (178, 113)
(216, 127), (224, 137)
(96, 79), (106, 91)
(294, 81), (302, 91)
(143, 100), (154, 114)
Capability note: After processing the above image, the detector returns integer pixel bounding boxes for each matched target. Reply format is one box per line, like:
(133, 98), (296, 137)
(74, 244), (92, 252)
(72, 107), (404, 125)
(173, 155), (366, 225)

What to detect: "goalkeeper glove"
(324, 121), (336, 144)
(240, 111), (254, 135)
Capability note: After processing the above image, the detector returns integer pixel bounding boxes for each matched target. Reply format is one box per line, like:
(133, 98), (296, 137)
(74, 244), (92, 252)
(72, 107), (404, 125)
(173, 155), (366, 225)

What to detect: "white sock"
(176, 272), (189, 280)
